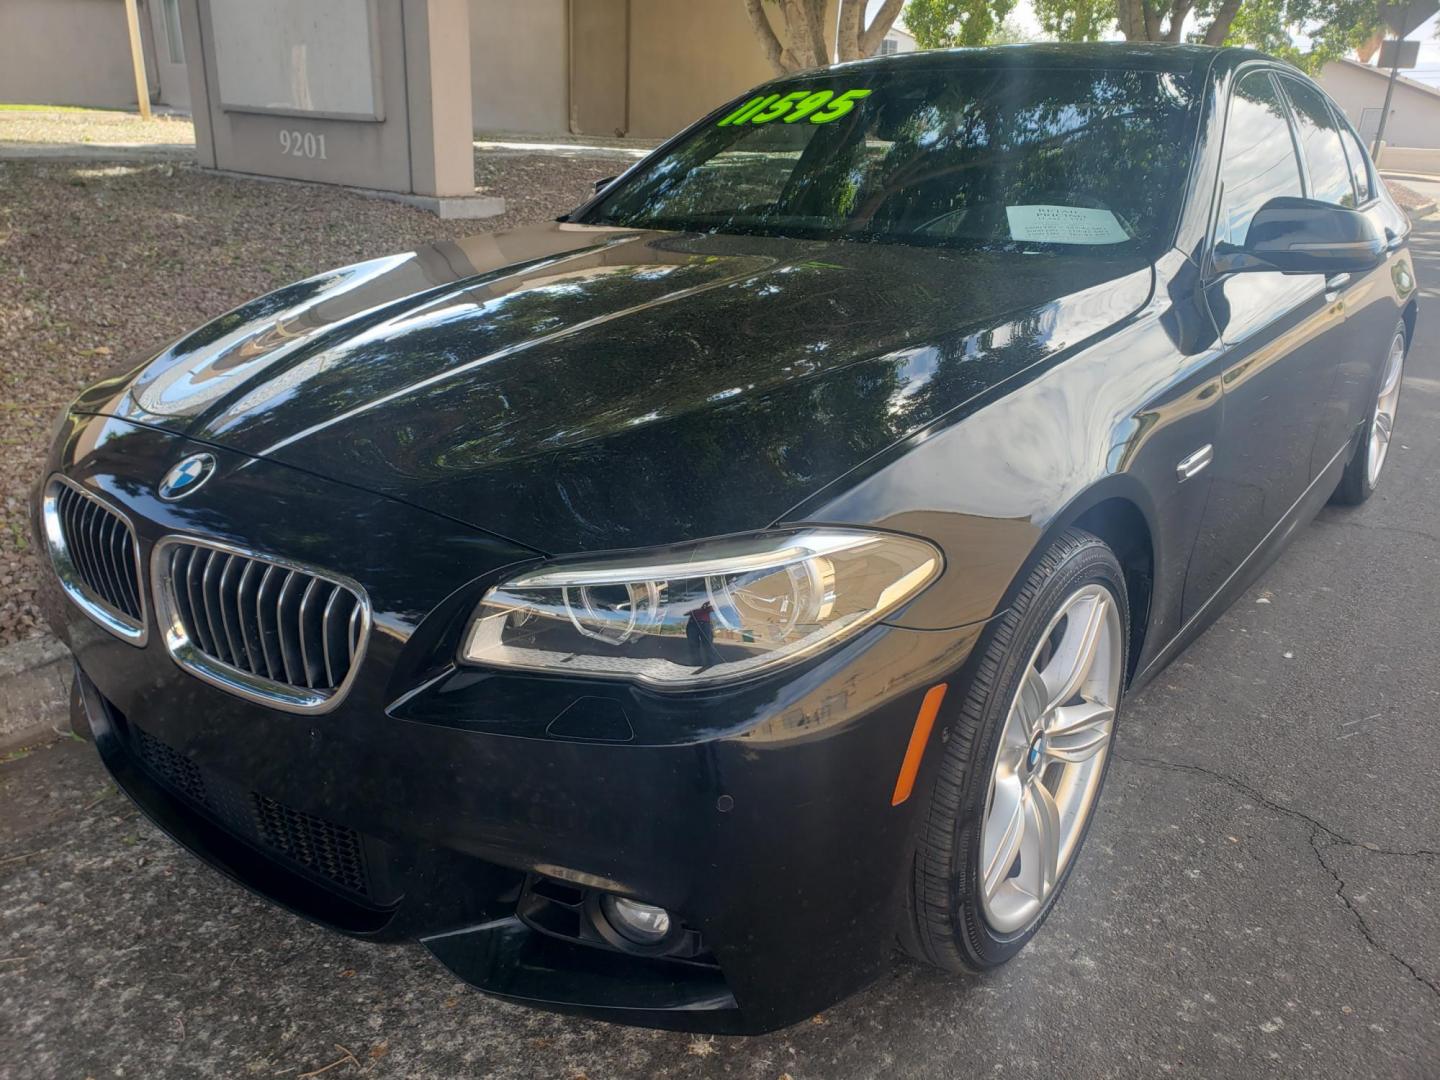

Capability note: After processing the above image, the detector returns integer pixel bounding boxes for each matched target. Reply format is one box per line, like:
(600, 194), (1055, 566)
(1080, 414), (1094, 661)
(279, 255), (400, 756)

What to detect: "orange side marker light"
(891, 682), (949, 806)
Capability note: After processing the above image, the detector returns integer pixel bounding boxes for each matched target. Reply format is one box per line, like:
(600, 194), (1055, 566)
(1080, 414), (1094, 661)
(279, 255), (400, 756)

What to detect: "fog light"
(601, 895), (672, 945)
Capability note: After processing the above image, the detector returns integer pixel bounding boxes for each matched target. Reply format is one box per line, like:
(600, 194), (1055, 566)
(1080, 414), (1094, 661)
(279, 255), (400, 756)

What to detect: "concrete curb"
(0, 141), (195, 162)
(208, 167), (506, 219)
(0, 635), (73, 753)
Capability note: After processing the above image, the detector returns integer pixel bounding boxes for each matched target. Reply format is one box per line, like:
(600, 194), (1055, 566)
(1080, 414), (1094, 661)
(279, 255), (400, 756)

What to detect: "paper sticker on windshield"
(718, 88), (872, 127)
(1005, 205), (1130, 246)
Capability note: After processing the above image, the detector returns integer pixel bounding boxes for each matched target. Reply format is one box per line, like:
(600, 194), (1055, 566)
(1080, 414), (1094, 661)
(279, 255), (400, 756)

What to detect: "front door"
(1182, 69), (1349, 619)
(1277, 74), (1399, 473)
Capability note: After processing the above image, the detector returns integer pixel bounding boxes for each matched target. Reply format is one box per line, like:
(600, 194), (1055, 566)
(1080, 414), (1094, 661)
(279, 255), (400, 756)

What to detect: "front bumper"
(41, 415), (984, 1034)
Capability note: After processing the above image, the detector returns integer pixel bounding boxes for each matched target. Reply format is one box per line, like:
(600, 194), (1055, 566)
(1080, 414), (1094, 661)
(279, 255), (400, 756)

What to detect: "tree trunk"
(1141, 0), (1163, 40)
(742, 0), (827, 73)
(1202, 0), (1243, 45)
(1163, 0), (1193, 41)
(1117, 0), (1146, 40)
(743, 0), (787, 74)
(837, 0), (864, 62)
(778, 0), (830, 70)
(856, 0), (905, 58)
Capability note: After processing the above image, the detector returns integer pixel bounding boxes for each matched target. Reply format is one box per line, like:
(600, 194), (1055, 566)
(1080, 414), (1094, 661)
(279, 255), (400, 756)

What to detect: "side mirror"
(1218, 196), (1385, 275)
(594, 175), (617, 194)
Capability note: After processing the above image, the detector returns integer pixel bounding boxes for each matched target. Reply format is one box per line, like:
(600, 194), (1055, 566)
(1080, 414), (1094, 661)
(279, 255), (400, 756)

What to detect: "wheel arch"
(1069, 496), (1154, 685)
(998, 477), (1159, 687)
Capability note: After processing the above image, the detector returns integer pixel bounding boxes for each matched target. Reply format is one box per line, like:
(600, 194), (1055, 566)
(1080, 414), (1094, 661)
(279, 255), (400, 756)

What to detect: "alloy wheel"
(978, 584), (1123, 934)
(1367, 331), (1406, 489)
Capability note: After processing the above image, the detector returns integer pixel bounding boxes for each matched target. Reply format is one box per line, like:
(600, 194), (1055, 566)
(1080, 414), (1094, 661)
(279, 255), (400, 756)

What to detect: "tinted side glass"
(1216, 72), (1304, 248)
(1282, 77), (1357, 206)
(1337, 121), (1374, 203)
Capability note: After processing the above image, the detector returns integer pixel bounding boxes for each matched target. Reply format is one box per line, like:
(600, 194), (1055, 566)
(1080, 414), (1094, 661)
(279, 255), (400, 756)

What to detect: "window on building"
(878, 38), (899, 55)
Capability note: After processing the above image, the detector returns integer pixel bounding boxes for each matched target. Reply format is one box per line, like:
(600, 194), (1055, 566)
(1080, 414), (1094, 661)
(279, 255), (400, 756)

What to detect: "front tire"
(1333, 323), (1406, 506)
(906, 529), (1127, 971)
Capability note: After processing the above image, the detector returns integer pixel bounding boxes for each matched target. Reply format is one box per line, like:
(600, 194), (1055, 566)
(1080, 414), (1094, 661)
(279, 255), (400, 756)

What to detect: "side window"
(1336, 120), (1374, 204)
(1215, 72), (1304, 249)
(1282, 77), (1357, 207)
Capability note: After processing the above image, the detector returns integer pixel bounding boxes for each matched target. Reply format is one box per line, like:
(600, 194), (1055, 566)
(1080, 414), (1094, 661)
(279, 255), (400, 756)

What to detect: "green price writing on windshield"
(717, 88), (873, 127)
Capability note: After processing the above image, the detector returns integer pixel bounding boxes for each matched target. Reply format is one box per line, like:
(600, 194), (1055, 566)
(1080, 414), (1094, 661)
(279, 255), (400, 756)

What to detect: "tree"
(904, 0), (1021, 46)
(743, 0), (906, 74)
(1026, 0), (1380, 71)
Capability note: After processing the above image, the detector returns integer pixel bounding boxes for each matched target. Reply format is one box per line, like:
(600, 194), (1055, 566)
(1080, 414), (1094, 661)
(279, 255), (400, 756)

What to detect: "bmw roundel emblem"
(159, 453), (216, 501)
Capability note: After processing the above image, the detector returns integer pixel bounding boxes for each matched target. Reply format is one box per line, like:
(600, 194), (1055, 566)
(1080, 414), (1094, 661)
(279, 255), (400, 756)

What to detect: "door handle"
(1325, 272), (1351, 302)
(1176, 445), (1213, 482)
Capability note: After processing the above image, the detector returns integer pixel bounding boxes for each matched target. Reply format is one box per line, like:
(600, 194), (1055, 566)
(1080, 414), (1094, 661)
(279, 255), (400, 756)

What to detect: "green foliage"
(1011, 0), (1382, 67)
(1031, 0), (1113, 42)
(1226, 0), (1382, 71)
(903, 0), (1021, 47)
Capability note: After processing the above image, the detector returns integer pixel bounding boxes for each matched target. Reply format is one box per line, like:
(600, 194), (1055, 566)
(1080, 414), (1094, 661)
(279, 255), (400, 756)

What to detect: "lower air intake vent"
(133, 725), (209, 806)
(153, 539), (370, 713)
(129, 722), (374, 900)
(252, 794), (369, 896)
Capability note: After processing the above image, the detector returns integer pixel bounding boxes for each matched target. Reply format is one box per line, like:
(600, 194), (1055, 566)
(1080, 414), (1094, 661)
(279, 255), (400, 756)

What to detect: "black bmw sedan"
(34, 44), (1415, 1034)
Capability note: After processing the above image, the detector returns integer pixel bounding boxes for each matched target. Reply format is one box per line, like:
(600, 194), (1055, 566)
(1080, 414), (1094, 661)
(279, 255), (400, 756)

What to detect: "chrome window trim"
(150, 535), (373, 714)
(41, 474), (148, 646)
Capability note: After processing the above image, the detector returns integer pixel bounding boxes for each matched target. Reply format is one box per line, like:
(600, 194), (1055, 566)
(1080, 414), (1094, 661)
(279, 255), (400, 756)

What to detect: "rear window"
(1337, 121), (1374, 204)
(581, 65), (1201, 256)
(1281, 76), (1357, 207)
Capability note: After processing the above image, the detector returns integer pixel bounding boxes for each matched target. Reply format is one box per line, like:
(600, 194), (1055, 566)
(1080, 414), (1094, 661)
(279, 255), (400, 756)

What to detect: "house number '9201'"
(279, 130), (327, 159)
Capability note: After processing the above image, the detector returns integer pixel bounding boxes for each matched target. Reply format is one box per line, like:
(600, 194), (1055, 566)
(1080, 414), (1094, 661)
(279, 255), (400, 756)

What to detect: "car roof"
(821, 42), (1278, 81)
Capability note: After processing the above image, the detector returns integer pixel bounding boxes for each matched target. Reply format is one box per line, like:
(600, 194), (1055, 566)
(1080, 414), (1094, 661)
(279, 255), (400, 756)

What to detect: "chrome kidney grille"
(153, 538), (370, 713)
(42, 477), (147, 644)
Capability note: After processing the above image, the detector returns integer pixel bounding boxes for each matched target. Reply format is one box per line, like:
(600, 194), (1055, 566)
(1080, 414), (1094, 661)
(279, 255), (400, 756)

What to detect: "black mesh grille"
(251, 794), (368, 895)
(133, 726), (209, 806)
(129, 724), (371, 900)
(51, 482), (143, 623)
(161, 543), (365, 696)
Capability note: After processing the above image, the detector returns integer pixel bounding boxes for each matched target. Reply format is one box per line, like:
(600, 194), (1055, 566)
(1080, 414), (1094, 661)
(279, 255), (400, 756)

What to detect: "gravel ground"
(1387, 179), (1436, 214)
(0, 152), (636, 645)
(0, 105), (195, 148)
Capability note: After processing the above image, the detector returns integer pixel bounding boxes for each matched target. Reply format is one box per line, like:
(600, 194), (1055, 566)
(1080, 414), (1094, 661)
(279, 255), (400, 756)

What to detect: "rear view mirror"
(1218, 197), (1385, 275)
(594, 175), (617, 194)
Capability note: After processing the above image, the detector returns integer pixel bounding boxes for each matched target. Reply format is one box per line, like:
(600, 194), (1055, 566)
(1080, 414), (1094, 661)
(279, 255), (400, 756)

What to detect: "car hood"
(77, 222), (1152, 554)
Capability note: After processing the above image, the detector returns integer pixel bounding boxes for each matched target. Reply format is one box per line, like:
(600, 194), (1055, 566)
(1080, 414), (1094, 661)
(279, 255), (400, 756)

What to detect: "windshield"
(580, 64), (1200, 256)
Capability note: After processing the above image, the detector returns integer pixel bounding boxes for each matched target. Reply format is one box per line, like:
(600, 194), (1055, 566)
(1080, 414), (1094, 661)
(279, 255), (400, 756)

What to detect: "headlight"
(460, 528), (942, 688)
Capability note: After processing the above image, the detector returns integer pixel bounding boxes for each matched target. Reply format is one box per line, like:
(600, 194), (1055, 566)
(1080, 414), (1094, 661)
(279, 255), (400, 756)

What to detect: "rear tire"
(905, 529), (1127, 971)
(1333, 323), (1406, 506)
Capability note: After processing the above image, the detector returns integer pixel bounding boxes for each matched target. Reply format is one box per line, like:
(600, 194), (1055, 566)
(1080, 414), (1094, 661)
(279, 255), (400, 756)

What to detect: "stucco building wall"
(1317, 58), (1440, 150)
(468, 0), (569, 134)
(0, 0), (137, 108)
(2, 0), (820, 144)
(467, 0), (833, 140)
(626, 0), (785, 137)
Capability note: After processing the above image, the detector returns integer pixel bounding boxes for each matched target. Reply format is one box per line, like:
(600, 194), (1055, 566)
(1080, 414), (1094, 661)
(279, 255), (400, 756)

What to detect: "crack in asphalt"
(1114, 749), (1440, 1005)
(1114, 750), (1440, 857)
(1307, 828), (1440, 1002)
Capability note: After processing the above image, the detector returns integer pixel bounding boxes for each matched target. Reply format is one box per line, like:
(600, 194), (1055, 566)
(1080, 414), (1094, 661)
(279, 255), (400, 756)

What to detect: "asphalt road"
(3, 222), (1439, 1080)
